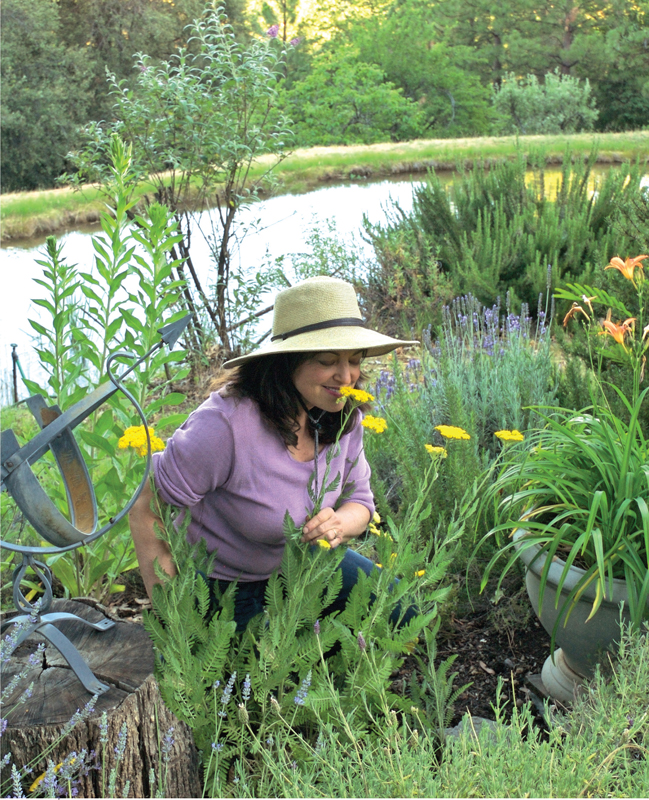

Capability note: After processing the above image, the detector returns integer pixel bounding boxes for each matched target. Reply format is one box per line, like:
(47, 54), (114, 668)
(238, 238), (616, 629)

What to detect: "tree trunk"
(1, 599), (202, 798)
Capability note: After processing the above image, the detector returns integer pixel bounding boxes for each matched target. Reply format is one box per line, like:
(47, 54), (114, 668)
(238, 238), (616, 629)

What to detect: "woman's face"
(292, 350), (363, 412)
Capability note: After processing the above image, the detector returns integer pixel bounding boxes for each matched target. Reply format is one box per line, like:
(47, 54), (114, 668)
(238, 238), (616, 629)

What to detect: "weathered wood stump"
(1, 599), (202, 798)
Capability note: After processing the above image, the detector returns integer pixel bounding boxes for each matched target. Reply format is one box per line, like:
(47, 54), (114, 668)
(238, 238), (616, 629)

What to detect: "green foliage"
(364, 292), (556, 552)
(68, 7), (293, 353)
(351, 0), (495, 137)
(56, 0), (213, 120)
(358, 216), (454, 338)
(196, 624), (649, 798)
(144, 464), (469, 789)
(387, 152), (646, 311)
(280, 47), (424, 146)
(0, 0), (92, 192)
(2, 138), (189, 602)
(23, 238), (89, 409)
(478, 386), (649, 633)
(493, 70), (599, 135)
(555, 249), (649, 434)
(423, 292), (557, 456)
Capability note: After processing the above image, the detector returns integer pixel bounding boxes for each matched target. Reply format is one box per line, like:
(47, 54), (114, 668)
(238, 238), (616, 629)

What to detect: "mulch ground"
(102, 568), (553, 728)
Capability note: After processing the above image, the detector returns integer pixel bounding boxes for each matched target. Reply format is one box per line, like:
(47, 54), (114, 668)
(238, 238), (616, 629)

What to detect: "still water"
(0, 176), (426, 399)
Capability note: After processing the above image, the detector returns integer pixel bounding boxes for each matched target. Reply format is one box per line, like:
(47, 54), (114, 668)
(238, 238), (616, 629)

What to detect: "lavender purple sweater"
(153, 392), (375, 581)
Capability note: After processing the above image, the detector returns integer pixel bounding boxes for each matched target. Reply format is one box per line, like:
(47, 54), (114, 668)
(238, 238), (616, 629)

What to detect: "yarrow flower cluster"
(424, 444), (448, 458)
(337, 386), (374, 404)
(434, 425), (471, 441)
(118, 425), (165, 457)
(361, 415), (387, 433)
(494, 429), (525, 443)
(316, 538), (331, 550)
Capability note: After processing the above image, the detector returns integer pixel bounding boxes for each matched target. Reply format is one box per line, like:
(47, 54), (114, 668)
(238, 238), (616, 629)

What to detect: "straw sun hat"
(223, 276), (419, 369)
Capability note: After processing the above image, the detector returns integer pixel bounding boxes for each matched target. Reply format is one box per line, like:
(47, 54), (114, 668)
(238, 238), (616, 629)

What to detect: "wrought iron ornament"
(1, 315), (190, 694)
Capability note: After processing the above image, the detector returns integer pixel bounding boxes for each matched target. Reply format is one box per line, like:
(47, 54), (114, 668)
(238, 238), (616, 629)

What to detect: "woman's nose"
(335, 360), (353, 385)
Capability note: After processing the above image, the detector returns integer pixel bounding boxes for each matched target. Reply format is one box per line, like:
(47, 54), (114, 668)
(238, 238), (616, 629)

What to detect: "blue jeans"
(210, 548), (418, 633)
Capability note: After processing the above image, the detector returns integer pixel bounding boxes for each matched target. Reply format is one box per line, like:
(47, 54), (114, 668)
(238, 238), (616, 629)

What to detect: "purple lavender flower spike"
(358, 631), (366, 652)
(294, 670), (311, 706)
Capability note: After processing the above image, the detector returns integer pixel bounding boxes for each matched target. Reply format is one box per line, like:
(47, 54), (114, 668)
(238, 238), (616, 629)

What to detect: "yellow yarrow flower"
(494, 429), (525, 443)
(316, 539), (331, 550)
(361, 415), (388, 433)
(425, 444), (448, 458)
(118, 425), (165, 457)
(414, 569), (426, 578)
(337, 386), (375, 403)
(434, 425), (471, 441)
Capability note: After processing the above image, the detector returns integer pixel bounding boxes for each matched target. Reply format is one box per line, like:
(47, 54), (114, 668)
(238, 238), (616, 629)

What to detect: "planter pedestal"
(540, 648), (585, 704)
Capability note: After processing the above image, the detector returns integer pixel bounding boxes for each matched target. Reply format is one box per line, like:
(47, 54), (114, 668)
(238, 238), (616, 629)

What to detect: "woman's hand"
(301, 502), (371, 548)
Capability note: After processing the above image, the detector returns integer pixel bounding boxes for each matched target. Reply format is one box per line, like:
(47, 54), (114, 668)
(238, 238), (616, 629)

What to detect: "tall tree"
(351, 0), (495, 135)
(1, 0), (92, 192)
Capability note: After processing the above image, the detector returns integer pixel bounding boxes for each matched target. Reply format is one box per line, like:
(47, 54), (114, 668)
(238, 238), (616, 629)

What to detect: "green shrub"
(364, 292), (556, 553)
(370, 153), (645, 312)
(493, 70), (599, 135)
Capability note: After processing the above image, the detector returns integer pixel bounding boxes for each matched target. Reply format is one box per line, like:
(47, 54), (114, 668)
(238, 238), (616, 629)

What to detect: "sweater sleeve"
(153, 400), (235, 508)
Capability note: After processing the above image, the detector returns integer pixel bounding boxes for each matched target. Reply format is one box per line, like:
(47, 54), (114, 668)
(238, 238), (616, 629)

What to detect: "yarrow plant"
(361, 415), (388, 433)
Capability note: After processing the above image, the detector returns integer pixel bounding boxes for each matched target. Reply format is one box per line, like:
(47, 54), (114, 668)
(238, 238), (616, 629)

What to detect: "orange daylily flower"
(605, 255), (648, 284)
(599, 308), (636, 347)
(563, 302), (590, 327)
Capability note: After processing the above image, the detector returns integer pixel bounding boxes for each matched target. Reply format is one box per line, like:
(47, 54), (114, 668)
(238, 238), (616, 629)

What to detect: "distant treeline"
(2, 0), (648, 193)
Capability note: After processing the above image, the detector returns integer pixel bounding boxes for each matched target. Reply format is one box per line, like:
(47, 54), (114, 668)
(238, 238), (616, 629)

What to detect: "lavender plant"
(242, 624), (649, 799)
(423, 289), (556, 455)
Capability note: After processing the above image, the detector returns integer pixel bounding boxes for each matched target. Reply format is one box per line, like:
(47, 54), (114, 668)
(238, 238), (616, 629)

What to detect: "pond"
(1, 165), (646, 403)
(0, 175), (428, 400)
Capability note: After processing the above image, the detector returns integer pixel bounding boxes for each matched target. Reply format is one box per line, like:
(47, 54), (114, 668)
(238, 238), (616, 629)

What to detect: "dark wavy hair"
(209, 352), (368, 447)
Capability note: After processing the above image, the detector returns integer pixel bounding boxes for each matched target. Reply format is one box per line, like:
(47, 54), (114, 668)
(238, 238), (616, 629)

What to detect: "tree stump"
(1, 599), (202, 798)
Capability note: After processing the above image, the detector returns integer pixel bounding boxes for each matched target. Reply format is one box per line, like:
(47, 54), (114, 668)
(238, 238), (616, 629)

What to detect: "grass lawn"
(2, 130), (647, 243)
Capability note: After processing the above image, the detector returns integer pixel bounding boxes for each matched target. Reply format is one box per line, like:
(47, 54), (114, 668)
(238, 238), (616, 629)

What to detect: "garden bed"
(101, 567), (552, 729)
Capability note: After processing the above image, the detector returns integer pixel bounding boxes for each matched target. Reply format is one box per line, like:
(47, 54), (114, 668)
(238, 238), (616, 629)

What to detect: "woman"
(129, 276), (418, 631)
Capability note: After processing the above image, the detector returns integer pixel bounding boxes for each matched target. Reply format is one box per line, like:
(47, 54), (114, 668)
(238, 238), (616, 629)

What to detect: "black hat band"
(271, 317), (366, 342)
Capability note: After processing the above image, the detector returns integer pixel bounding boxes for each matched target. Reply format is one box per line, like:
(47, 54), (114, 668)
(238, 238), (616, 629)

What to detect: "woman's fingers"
(302, 508), (342, 545)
